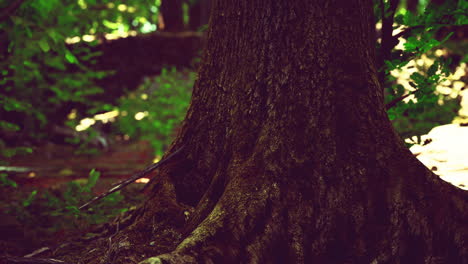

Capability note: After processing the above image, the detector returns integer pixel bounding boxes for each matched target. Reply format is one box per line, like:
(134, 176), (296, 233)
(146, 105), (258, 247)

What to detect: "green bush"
(374, 0), (467, 139)
(114, 68), (195, 156)
(0, 0), (160, 145)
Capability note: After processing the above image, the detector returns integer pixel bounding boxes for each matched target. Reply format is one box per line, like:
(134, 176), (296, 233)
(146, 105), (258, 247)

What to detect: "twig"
(79, 145), (185, 210)
(104, 222), (120, 263)
(0, 256), (69, 264)
(385, 88), (421, 110)
(392, 25), (425, 40)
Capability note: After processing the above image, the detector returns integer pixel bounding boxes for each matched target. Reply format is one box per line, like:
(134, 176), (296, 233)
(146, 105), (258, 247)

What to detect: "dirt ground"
(0, 140), (155, 257)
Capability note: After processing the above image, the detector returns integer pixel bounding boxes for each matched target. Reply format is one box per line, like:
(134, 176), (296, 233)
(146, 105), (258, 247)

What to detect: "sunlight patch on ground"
(136, 178), (150, 183)
(409, 124), (468, 190)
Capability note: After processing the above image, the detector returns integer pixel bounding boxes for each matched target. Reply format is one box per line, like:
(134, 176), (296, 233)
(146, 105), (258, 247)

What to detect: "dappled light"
(75, 118), (96, 132)
(93, 110), (119, 123)
(409, 124), (468, 190)
(135, 178), (150, 184)
(134, 111), (148, 121)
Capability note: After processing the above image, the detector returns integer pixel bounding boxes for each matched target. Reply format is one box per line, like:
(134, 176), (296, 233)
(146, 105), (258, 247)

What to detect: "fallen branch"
(79, 145), (185, 210)
(0, 256), (69, 264)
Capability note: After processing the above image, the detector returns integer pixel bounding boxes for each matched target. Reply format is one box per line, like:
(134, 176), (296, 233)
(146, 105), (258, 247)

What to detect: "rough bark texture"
(54, 0), (467, 263)
(138, 0), (468, 263)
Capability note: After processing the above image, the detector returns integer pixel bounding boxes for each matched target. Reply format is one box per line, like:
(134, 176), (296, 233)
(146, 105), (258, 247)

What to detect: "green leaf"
(403, 11), (417, 25)
(0, 173), (18, 188)
(103, 20), (120, 29)
(45, 56), (66, 70)
(86, 169), (100, 190)
(427, 61), (439, 76)
(38, 39), (50, 52)
(10, 16), (23, 25)
(22, 190), (38, 207)
(65, 50), (78, 64)
(396, 84), (405, 95)
(65, 205), (81, 216)
(384, 60), (395, 71)
(0, 121), (20, 132)
(394, 14), (404, 24)
(25, 26), (33, 38)
(410, 72), (425, 84)
(462, 54), (468, 63)
(422, 39), (440, 52)
(404, 36), (420, 52)
(47, 29), (62, 44)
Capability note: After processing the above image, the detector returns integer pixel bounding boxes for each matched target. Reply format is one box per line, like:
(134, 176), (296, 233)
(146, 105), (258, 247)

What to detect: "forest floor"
(0, 139), (155, 257)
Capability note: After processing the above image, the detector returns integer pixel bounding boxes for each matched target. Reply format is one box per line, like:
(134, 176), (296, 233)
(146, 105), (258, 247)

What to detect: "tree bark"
(159, 0), (185, 32)
(141, 0), (468, 263)
(406, 0), (419, 13)
(188, 0), (211, 31)
(377, 0), (399, 90)
(55, 0), (467, 263)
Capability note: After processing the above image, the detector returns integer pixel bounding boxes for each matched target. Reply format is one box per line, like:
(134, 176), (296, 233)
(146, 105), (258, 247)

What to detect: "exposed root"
(136, 166), (468, 264)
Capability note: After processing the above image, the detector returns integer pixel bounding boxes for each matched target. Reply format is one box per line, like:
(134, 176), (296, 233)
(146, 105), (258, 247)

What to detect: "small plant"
(42, 169), (127, 229)
(2, 169), (129, 234)
(0, 173), (17, 188)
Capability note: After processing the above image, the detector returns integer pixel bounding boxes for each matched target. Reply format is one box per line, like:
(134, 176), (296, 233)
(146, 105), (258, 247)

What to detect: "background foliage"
(0, 0), (161, 153)
(374, 0), (467, 142)
(115, 68), (194, 156)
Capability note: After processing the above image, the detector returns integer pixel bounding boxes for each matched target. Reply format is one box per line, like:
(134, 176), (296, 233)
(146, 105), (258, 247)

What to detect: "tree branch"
(0, 256), (70, 264)
(385, 88), (420, 110)
(0, 0), (25, 23)
(392, 25), (425, 40)
(378, 0), (400, 86)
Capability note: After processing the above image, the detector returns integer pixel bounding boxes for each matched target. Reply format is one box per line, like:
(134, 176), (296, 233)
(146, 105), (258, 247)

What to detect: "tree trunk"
(159, 0), (185, 32)
(144, 0), (468, 262)
(377, 0), (399, 90)
(188, 0), (211, 31)
(56, 0), (467, 263)
(406, 0), (419, 13)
